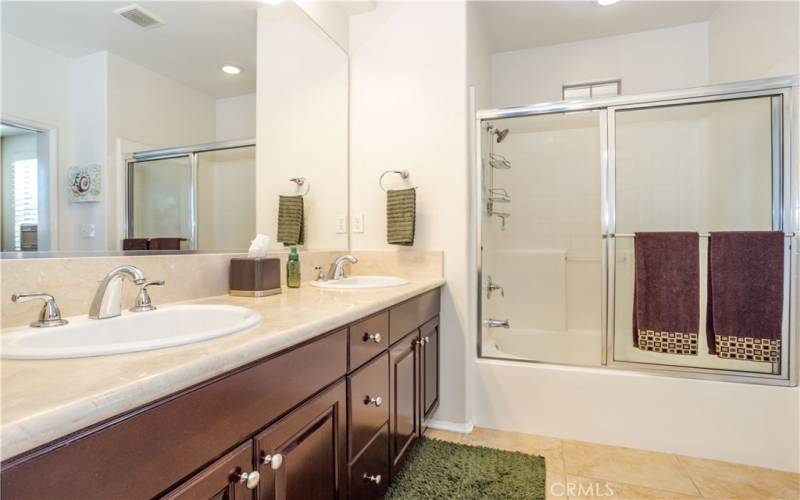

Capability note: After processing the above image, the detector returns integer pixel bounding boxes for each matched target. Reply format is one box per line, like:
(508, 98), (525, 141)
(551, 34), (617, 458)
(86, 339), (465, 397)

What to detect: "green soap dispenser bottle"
(287, 245), (301, 288)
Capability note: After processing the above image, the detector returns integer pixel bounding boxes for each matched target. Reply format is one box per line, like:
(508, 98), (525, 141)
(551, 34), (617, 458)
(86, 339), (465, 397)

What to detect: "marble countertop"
(0, 278), (445, 461)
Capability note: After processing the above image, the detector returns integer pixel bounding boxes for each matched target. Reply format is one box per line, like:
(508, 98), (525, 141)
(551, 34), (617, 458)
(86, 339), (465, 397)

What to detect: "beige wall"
(256, 3), (349, 251)
(491, 22), (710, 107)
(349, 2), (470, 425)
(708, 1), (800, 83)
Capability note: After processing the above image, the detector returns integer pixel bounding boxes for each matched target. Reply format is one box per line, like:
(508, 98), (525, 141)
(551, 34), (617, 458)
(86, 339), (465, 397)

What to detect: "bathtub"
(485, 328), (602, 367)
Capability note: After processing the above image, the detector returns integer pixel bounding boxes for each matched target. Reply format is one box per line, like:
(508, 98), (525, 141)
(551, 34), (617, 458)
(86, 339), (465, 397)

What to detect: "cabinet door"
(254, 381), (346, 500)
(163, 442), (255, 500)
(420, 317), (440, 428)
(389, 329), (420, 475)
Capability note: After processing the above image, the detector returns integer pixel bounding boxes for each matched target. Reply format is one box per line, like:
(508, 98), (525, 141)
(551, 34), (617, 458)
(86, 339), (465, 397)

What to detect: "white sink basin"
(311, 275), (409, 290)
(1, 305), (262, 359)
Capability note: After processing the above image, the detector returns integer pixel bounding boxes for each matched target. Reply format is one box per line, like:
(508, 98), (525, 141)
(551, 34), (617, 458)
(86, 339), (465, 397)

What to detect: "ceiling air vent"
(113, 4), (166, 30)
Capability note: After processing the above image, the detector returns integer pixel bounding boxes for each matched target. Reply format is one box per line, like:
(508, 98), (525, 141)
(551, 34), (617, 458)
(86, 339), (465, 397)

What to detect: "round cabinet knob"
(424, 336), (430, 344)
(363, 332), (382, 343)
(262, 453), (284, 470)
(237, 470), (261, 490)
(363, 473), (382, 485)
(364, 395), (383, 407)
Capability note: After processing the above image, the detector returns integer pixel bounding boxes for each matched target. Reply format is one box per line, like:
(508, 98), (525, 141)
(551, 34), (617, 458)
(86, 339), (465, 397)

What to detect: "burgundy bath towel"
(633, 232), (699, 355)
(707, 231), (784, 363)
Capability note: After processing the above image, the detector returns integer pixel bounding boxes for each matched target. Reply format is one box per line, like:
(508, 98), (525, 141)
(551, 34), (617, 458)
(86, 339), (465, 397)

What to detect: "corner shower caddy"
(475, 75), (799, 386)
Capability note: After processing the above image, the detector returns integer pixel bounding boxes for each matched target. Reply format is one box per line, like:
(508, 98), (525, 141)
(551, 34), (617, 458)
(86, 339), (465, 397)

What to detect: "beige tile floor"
(425, 427), (800, 500)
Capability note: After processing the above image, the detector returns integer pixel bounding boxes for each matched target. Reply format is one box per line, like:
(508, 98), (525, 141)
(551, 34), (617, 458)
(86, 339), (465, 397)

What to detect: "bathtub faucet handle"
(485, 318), (510, 329)
(486, 276), (505, 299)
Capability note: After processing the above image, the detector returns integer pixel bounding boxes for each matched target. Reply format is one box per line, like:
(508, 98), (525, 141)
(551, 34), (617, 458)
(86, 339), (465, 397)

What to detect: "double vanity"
(0, 260), (443, 499)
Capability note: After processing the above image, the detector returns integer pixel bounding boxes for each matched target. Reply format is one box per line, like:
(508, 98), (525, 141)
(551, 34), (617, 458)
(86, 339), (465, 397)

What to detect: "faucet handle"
(314, 266), (327, 282)
(131, 280), (165, 313)
(11, 293), (69, 328)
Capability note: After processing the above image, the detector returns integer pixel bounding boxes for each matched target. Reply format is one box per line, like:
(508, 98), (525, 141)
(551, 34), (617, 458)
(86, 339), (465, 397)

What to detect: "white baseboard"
(426, 419), (474, 434)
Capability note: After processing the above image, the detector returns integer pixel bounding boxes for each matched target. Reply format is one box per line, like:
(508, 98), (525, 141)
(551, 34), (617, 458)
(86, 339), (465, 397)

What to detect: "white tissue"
(247, 234), (271, 258)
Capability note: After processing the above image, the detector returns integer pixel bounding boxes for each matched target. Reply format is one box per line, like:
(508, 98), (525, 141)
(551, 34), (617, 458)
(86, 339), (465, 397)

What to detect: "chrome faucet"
(484, 318), (510, 328)
(89, 265), (147, 319)
(11, 293), (68, 327)
(328, 255), (358, 280)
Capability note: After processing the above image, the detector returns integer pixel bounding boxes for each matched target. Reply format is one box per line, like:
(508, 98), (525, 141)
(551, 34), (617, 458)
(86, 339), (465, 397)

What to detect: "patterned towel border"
(636, 330), (698, 355)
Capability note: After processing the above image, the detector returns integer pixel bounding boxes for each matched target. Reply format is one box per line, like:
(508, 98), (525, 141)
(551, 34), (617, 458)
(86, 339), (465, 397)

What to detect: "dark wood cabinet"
(0, 287), (441, 500)
(349, 423), (390, 500)
(388, 329), (420, 475)
(420, 316), (440, 427)
(255, 381), (346, 500)
(164, 442), (255, 500)
(348, 352), (390, 458)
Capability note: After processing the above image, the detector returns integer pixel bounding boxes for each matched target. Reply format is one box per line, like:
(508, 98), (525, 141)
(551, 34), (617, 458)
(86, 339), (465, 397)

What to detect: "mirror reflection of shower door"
(480, 111), (604, 366)
(128, 155), (193, 248)
(196, 146), (256, 251)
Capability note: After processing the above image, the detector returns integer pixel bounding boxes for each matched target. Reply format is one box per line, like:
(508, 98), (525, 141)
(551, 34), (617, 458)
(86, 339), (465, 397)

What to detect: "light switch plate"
(80, 224), (96, 238)
(352, 214), (364, 233)
(335, 215), (347, 234)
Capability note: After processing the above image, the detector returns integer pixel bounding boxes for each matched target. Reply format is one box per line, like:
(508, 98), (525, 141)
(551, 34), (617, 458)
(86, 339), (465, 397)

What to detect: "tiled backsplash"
(0, 250), (443, 329)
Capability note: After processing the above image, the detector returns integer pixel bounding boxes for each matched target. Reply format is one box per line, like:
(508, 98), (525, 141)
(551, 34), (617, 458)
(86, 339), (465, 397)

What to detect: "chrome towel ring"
(289, 177), (310, 196)
(379, 170), (416, 192)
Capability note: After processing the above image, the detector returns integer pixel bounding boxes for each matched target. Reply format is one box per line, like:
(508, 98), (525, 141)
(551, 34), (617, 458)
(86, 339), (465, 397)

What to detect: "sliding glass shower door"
(127, 141), (255, 251)
(610, 95), (785, 376)
(477, 77), (796, 385)
(479, 111), (605, 366)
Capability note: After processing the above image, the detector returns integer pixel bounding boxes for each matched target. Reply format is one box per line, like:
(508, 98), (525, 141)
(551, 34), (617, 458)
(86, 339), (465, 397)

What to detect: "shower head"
(494, 128), (509, 143)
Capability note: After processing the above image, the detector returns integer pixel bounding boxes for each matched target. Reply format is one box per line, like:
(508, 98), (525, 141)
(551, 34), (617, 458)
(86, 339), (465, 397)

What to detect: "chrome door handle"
(363, 332), (382, 343)
(484, 318), (510, 328)
(364, 395), (383, 407)
(262, 453), (284, 470)
(237, 470), (260, 489)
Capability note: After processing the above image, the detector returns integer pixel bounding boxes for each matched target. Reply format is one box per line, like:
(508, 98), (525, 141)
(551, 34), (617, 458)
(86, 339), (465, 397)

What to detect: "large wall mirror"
(0, 1), (348, 256)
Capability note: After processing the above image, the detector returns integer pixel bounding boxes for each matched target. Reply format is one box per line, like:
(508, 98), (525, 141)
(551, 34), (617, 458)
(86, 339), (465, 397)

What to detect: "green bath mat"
(385, 437), (546, 500)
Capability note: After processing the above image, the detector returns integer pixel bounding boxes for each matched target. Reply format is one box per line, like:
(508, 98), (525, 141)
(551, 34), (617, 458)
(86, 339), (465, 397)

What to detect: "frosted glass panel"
(481, 112), (603, 366)
(612, 96), (777, 374)
(615, 96), (773, 234)
(130, 156), (192, 243)
(196, 146), (255, 251)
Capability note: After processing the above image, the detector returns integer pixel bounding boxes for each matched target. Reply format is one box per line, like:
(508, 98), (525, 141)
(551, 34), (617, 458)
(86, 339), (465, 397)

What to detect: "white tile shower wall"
(485, 119), (601, 338)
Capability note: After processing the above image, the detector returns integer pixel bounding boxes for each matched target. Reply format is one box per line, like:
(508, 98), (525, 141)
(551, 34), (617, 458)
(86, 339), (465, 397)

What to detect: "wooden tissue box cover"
(229, 257), (281, 297)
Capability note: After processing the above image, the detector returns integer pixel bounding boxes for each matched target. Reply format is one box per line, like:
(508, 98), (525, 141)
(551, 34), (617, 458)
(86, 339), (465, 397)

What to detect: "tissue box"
(229, 258), (281, 297)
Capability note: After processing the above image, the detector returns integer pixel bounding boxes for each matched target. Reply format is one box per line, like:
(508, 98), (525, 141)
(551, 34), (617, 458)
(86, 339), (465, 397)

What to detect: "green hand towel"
(277, 195), (304, 246)
(387, 188), (416, 246)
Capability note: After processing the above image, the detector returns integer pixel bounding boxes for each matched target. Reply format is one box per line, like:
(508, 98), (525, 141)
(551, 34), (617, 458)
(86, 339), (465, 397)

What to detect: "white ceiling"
(476, 1), (721, 53)
(1, 1), (259, 98)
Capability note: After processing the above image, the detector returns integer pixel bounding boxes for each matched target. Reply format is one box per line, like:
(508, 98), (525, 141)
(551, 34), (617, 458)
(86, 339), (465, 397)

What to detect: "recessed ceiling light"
(220, 64), (242, 75)
(595, 0), (620, 5)
(261, 0), (285, 5)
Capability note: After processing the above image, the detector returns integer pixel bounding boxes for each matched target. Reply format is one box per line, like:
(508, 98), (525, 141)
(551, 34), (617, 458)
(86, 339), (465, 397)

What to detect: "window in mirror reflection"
(1, 123), (48, 252)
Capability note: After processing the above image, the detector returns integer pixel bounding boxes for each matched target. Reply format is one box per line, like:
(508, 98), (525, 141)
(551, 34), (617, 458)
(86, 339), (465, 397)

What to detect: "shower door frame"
(475, 75), (799, 386)
(125, 138), (255, 250)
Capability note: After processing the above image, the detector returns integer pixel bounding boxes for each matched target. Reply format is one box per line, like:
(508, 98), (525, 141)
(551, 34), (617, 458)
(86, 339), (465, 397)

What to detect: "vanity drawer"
(349, 423), (389, 500)
(349, 311), (389, 370)
(348, 351), (389, 458)
(389, 288), (440, 344)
